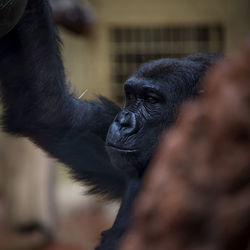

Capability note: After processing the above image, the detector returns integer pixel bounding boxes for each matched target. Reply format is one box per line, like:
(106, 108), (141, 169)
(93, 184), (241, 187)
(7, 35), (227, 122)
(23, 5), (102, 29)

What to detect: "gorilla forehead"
(134, 58), (200, 81)
(126, 58), (201, 94)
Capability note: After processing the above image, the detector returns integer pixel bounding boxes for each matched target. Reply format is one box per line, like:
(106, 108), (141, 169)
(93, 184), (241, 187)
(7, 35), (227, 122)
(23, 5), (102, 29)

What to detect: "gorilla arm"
(0, 0), (127, 199)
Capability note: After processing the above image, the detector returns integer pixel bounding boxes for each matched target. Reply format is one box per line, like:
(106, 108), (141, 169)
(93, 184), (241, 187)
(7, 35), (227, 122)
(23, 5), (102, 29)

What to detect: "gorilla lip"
(106, 143), (138, 153)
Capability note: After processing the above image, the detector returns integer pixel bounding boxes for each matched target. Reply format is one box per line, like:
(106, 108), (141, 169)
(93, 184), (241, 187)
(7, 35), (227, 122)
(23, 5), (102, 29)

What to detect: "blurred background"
(0, 0), (249, 249)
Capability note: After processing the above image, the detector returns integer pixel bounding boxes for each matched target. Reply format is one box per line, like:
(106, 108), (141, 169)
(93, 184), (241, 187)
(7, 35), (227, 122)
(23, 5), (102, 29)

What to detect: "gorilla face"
(106, 57), (207, 177)
(106, 78), (166, 177)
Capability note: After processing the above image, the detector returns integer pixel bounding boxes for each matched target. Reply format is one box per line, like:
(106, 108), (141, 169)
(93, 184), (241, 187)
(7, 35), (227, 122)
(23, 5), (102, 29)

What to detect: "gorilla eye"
(145, 95), (159, 104)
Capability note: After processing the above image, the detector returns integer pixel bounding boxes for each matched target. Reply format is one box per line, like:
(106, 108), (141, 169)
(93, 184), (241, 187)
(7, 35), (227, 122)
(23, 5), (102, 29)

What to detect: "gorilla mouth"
(106, 143), (138, 153)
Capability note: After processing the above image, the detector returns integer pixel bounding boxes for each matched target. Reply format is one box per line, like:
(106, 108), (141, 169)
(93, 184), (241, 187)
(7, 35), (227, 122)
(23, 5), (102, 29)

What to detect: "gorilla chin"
(106, 144), (143, 178)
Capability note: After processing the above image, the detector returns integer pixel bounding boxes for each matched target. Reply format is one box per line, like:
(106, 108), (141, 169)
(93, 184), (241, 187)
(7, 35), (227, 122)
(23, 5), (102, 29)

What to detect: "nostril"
(120, 116), (130, 127)
(116, 111), (131, 127)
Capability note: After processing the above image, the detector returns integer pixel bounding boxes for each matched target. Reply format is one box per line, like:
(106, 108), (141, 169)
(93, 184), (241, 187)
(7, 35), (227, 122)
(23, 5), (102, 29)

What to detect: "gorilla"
(0, 0), (220, 249)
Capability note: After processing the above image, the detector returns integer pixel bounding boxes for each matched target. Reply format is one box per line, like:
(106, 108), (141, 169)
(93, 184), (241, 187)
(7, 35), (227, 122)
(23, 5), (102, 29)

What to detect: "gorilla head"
(106, 54), (218, 177)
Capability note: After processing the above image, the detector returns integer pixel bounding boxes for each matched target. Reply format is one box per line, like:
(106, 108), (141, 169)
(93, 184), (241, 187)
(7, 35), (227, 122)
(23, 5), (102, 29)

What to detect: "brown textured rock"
(120, 40), (250, 250)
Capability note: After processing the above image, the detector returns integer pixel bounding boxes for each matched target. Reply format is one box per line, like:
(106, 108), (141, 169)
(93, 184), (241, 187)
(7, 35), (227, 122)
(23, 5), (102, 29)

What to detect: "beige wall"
(61, 0), (250, 101)
(225, 0), (250, 52)
(91, 0), (228, 24)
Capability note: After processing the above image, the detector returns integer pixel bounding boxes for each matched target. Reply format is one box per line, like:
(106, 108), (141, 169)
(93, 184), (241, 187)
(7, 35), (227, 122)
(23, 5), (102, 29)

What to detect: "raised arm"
(0, 0), (127, 199)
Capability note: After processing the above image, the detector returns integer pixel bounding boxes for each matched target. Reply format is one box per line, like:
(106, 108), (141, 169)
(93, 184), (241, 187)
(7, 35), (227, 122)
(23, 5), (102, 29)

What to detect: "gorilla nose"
(116, 111), (131, 127)
(115, 111), (137, 134)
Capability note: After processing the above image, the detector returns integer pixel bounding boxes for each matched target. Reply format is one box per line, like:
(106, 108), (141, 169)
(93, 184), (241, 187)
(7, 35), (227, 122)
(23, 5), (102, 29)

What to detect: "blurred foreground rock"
(120, 40), (250, 250)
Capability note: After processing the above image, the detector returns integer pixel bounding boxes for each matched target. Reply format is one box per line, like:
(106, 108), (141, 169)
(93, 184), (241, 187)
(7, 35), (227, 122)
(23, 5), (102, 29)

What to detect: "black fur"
(0, 0), (220, 249)
(96, 179), (140, 250)
(0, 0), (127, 200)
